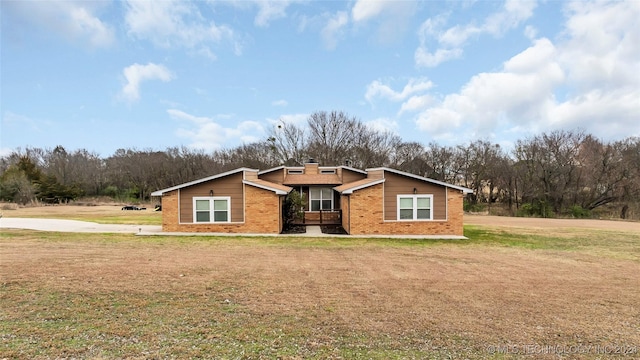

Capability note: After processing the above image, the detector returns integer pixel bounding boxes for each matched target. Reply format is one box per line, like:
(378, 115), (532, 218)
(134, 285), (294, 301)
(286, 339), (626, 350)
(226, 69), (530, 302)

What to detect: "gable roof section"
(334, 178), (386, 194)
(366, 167), (474, 194)
(339, 165), (367, 175)
(257, 166), (286, 175)
(150, 167), (258, 196)
(243, 179), (292, 195)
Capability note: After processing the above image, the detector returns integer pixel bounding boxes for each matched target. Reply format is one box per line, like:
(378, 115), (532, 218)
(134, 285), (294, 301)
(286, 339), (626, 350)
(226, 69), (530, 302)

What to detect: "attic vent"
(320, 169), (336, 174)
(287, 169), (303, 174)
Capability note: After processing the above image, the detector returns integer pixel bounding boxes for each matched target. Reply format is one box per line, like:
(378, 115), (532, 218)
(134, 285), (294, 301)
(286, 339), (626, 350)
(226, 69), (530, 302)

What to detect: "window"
(320, 169), (336, 174)
(193, 197), (230, 223)
(287, 169), (303, 174)
(309, 187), (333, 211)
(397, 195), (432, 220)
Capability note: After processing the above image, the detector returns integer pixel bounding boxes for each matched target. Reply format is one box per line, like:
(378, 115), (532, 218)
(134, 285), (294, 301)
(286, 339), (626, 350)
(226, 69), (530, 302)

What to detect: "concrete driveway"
(0, 217), (162, 234)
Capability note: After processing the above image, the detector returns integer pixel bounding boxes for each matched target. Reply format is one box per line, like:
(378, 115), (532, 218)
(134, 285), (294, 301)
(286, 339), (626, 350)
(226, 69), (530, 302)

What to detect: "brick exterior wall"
(161, 185), (282, 233)
(347, 183), (465, 236)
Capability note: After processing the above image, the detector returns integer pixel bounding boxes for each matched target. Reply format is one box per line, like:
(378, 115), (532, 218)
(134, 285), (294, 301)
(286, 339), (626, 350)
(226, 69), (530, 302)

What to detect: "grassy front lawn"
(1, 226), (639, 359)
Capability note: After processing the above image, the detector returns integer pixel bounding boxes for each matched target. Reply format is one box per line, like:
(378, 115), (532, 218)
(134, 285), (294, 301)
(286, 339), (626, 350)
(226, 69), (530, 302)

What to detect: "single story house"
(150, 161), (473, 236)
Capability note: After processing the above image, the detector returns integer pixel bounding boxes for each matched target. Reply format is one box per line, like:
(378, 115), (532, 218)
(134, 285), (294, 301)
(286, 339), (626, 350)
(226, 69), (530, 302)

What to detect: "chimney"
(304, 158), (319, 174)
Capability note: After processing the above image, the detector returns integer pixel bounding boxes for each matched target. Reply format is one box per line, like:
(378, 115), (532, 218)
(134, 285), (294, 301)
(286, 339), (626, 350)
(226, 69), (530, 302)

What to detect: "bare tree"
(267, 121), (308, 166)
(513, 130), (587, 216)
(423, 142), (463, 184)
(307, 110), (359, 165)
(390, 142), (429, 175)
(349, 128), (403, 169)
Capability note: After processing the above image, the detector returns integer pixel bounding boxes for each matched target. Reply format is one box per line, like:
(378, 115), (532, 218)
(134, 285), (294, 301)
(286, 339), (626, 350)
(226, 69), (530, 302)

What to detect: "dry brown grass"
(1, 207), (639, 358)
(1, 204), (161, 225)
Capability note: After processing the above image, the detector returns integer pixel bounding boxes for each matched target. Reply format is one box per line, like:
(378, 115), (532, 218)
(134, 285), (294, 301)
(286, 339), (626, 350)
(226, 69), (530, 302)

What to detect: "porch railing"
(294, 209), (342, 225)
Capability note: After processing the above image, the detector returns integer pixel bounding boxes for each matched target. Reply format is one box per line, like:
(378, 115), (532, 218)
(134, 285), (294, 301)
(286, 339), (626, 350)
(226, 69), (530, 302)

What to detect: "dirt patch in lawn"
(2, 232), (639, 358)
(1, 204), (151, 217)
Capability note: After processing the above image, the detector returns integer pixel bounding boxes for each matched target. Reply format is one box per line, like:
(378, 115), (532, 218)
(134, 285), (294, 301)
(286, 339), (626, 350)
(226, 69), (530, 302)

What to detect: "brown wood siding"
(258, 169), (285, 184)
(367, 169), (384, 179)
(340, 168), (368, 184)
(179, 172), (244, 223)
(382, 172), (447, 221)
(341, 194), (350, 233)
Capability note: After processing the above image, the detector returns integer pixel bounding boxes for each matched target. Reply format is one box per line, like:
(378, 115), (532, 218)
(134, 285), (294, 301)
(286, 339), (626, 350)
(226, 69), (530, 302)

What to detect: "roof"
(365, 167), (474, 194)
(151, 165), (473, 197)
(334, 178), (386, 194)
(150, 167), (258, 196)
(283, 173), (343, 185)
(338, 165), (367, 174)
(258, 165), (367, 176)
(257, 166), (286, 175)
(243, 179), (292, 195)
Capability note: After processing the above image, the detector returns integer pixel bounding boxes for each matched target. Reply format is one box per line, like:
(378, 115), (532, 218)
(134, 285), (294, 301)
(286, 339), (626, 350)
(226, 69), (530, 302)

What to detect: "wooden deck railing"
(293, 209), (342, 225)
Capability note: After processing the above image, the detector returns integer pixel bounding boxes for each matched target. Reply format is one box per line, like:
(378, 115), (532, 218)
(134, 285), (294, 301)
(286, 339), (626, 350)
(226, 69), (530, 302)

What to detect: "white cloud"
(2, 111), (40, 131)
(321, 11), (349, 50)
(399, 95), (434, 115)
(415, 47), (463, 68)
(412, 1), (640, 144)
(272, 99), (288, 107)
(351, 0), (417, 44)
(365, 78), (434, 103)
(120, 63), (175, 102)
(352, 0), (389, 22)
(168, 109), (266, 151)
(559, 0), (640, 92)
(415, 0), (536, 67)
(415, 38), (564, 137)
(364, 117), (399, 134)
(524, 25), (537, 40)
(253, 0), (293, 27)
(3, 1), (114, 48)
(222, 0), (298, 27)
(68, 5), (114, 47)
(483, 0), (536, 36)
(124, 0), (239, 55)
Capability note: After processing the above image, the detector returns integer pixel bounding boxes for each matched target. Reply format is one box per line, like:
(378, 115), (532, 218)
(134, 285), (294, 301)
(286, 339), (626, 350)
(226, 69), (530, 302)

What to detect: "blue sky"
(1, 0), (638, 157)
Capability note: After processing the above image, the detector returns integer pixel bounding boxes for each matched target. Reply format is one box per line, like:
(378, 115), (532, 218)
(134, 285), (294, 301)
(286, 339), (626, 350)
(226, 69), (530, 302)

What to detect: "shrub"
(516, 200), (554, 218)
(569, 205), (591, 218)
(464, 200), (486, 213)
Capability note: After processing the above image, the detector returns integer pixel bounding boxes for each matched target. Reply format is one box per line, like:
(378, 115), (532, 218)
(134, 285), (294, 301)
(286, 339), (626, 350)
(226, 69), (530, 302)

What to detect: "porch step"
(305, 226), (323, 235)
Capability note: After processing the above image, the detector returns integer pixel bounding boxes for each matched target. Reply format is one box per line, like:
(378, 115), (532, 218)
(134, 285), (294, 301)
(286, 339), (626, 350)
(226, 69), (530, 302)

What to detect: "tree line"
(1, 111), (638, 219)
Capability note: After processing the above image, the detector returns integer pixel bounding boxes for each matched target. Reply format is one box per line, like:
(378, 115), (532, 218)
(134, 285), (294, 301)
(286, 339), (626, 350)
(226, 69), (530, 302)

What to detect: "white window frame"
(397, 194), (433, 221)
(193, 196), (231, 223)
(309, 187), (334, 211)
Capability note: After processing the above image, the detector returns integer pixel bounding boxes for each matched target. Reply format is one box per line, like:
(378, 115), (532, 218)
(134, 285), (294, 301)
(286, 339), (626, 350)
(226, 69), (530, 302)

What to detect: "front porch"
(291, 209), (342, 225)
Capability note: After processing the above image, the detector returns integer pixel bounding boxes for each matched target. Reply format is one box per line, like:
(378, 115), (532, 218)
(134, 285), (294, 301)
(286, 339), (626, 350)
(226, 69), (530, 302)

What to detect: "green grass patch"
(1, 287), (449, 359)
(463, 225), (640, 261)
(2, 225), (638, 261)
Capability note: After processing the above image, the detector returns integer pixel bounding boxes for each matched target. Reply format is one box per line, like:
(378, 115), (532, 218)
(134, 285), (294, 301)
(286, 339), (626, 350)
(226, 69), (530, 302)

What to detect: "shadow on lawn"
(281, 225), (349, 235)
